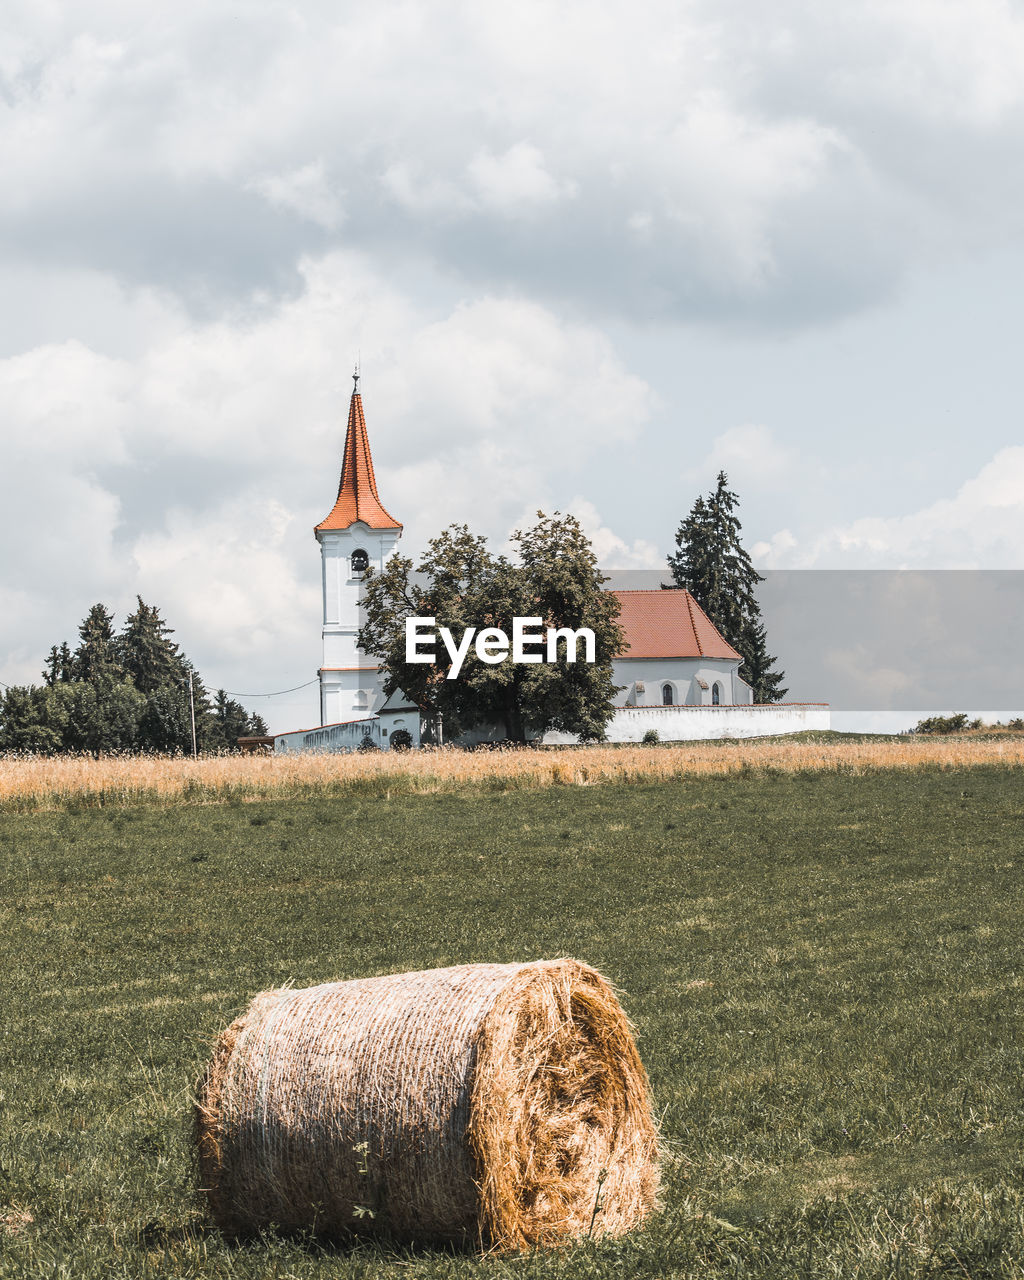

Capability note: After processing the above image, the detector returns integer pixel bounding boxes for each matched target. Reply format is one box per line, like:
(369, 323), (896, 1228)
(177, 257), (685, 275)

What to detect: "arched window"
(712, 682), (722, 705)
(350, 548), (369, 574)
(662, 683), (674, 706)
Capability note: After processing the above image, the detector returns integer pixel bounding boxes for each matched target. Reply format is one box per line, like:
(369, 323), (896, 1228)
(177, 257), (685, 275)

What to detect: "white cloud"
(566, 500), (662, 570)
(682, 423), (796, 488)
(6, 0), (1024, 714)
(467, 143), (575, 214)
(249, 160), (344, 231)
(131, 497), (320, 667)
(0, 249), (654, 697)
(755, 445), (1024, 568)
(7, 1), (1024, 321)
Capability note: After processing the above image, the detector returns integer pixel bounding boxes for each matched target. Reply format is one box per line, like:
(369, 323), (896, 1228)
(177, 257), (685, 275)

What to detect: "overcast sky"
(3, 0), (1024, 732)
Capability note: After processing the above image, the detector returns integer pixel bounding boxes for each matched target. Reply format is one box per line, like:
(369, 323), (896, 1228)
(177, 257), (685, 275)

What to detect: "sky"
(3, 0), (1024, 733)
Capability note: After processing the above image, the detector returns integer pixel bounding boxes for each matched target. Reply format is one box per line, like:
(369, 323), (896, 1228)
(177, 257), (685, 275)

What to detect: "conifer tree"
(205, 690), (268, 750)
(136, 684), (192, 753)
(737, 615), (788, 704)
(668, 471), (787, 703)
(0, 600), (240, 756)
(119, 598), (187, 694)
(42, 643), (74, 686)
(73, 604), (121, 682)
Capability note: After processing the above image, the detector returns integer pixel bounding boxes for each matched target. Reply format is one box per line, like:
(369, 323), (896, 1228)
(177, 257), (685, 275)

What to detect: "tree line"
(1, 477), (782, 753)
(0, 599), (267, 755)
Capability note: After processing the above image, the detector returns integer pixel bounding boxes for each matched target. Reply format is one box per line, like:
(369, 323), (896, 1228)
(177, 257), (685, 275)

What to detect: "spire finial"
(352, 357), (360, 394)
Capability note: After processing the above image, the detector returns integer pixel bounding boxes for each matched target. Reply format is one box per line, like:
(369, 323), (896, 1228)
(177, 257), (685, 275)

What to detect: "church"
(273, 381), (829, 753)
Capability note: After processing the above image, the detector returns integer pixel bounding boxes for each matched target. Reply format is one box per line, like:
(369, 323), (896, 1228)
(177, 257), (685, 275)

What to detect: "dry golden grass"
(2, 734), (1024, 812)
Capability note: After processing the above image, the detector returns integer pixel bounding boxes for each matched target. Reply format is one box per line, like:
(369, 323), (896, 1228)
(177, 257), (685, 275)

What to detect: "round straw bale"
(195, 958), (659, 1250)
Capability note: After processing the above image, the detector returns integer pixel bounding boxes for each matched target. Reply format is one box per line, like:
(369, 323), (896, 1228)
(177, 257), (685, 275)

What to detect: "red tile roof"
(316, 391), (402, 532)
(612, 589), (741, 660)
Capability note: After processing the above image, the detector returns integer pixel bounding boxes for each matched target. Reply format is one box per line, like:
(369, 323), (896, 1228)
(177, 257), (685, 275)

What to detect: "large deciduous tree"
(358, 513), (623, 744)
(668, 471), (787, 703)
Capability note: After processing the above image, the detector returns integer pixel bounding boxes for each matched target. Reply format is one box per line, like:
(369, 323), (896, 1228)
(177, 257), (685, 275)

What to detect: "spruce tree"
(42, 642), (74, 686)
(206, 690), (268, 750)
(669, 471), (787, 702)
(119, 598), (187, 694)
(737, 615), (788, 704)
(73, 604), (121, 682)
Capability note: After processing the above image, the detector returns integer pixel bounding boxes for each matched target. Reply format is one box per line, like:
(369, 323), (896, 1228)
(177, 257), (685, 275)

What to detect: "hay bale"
(195, 958), (659, 1250)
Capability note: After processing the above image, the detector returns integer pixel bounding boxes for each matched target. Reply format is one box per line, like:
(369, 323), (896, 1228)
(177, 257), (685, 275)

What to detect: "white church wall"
(275, 709), (421, 754)
(613, 658), (750, 708)
(542, 702), (830, 744)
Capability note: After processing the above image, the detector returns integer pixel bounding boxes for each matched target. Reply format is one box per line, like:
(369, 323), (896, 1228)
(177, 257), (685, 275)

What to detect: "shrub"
(642, 729), (660, 745)
(912, 713), (970, 735)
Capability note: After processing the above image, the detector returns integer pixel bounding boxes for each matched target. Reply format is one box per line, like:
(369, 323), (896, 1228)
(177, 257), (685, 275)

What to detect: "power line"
(222, 678), (319, 699)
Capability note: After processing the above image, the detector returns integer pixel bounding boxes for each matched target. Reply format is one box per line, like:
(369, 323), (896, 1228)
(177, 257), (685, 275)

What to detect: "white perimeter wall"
(275, 709), (420, 754)
(543, 703), (830, 744)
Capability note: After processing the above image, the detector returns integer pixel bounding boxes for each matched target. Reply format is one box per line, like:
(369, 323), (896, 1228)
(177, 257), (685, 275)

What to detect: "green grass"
(2, 766), (1024, 1277)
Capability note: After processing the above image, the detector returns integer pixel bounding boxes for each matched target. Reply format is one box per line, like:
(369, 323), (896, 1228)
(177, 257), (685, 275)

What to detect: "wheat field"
(2, 733), (1023, 812)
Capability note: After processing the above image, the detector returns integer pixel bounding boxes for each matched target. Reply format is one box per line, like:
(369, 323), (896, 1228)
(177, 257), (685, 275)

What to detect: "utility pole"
(188, 670), (198, 759)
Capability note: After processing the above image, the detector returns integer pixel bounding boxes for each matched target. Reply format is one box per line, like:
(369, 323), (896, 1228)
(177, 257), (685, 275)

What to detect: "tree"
(356, 524), (495, 741)
(0, 685), (62, 753)
(205, 689), (269, 751)
(737, 615), (788, 705)
(119, 598), (187, 694)
(0, 600), (240, 757)
(73, 604), (122, 683)
(358, 513), (623, 744)
(47, 677), (145, 758)
(42, 643), (74, 686)
(504, 512), (624, 742)
(912, 713), (970, 735)
(136, 683), (193, 753)
(668, 471), (787, 703)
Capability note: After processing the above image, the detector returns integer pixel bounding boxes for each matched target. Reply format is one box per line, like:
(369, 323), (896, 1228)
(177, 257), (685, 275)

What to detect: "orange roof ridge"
(682, 591), (705, 657)
(315, 390), (402, 533)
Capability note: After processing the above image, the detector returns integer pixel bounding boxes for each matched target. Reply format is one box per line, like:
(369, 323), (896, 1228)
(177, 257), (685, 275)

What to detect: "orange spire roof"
(315, 386), (402, 533)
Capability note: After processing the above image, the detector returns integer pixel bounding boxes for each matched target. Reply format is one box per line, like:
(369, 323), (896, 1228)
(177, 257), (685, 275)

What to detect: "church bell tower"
(314, 371), (403, 725)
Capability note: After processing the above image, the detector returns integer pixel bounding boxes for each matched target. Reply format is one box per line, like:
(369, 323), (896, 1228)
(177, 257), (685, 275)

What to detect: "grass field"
(2, 760), (1024, 1277)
